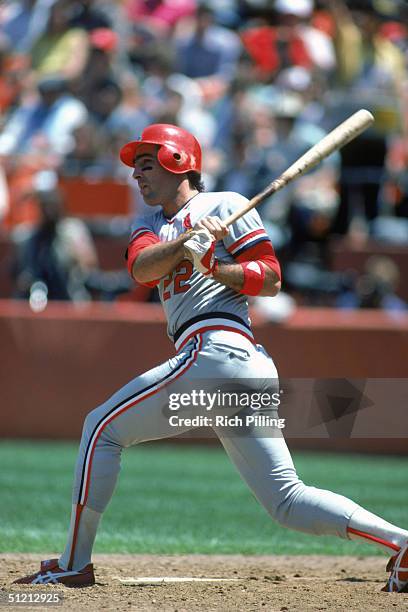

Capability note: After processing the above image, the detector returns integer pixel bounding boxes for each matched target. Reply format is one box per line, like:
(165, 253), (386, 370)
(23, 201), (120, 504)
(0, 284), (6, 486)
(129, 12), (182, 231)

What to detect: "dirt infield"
(2, 553), (407, 611)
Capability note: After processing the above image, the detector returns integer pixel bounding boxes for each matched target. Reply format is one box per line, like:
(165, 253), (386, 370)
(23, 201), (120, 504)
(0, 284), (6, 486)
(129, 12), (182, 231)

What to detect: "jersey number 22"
(163, 260), (193, 300)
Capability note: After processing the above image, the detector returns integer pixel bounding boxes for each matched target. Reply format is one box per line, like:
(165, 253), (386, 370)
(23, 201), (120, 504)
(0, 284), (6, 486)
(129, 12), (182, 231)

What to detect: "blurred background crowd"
(0, 0), (407, 316)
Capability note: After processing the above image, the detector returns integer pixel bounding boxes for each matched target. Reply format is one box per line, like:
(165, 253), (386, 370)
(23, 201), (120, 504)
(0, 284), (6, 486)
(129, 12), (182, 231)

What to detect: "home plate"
(113, 576), (240, 585)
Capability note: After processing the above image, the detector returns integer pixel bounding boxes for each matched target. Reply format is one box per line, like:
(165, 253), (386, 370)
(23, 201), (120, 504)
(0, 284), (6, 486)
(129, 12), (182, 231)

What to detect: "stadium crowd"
(0, 0), (407, 312)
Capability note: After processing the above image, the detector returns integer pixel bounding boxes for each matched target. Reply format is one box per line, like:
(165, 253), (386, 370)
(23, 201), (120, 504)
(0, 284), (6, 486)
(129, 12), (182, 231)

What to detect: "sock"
(348, 506), (408, 555)
(59, 504), (102, 570)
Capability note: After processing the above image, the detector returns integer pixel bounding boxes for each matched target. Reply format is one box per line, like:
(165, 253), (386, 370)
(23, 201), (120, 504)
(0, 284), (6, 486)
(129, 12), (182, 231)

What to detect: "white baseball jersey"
(128, 192), (271, 351)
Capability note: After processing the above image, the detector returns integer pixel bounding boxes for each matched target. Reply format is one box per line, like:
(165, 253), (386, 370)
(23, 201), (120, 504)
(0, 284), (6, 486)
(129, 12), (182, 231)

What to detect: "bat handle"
(224, 179), (284, 228)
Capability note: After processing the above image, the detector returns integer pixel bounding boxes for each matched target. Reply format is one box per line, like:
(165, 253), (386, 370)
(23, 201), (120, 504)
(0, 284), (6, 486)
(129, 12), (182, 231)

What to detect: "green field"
(0, 441), (406, 556)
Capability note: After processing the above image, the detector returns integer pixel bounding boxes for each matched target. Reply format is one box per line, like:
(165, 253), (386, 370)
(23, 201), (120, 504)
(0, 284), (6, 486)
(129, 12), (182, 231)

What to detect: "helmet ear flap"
(157, 144), (189, 173)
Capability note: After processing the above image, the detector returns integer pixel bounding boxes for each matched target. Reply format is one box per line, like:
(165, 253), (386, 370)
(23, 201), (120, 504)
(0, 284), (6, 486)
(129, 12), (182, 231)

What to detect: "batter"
(16, 124), (408, 593)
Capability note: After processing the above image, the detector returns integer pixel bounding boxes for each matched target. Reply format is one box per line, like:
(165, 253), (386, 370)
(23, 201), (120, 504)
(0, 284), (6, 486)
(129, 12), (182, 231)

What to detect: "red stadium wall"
(0, 301), (407, 454)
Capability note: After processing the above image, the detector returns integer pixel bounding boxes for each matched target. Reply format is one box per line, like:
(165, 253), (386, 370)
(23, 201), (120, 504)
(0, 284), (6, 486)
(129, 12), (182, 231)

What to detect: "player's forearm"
(132, 235), (191, 283)
(213, 262), (281, 297)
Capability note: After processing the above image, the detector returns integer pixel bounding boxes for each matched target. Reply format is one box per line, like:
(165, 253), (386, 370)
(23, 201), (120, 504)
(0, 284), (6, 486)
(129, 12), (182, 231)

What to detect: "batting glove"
(184, 229), (218, 276)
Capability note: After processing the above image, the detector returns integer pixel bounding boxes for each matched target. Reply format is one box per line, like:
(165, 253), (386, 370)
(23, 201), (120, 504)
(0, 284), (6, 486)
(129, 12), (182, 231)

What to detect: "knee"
(81, 403), (118, 446)
(267, 477), (307, 527)
(82, 405), (103, 435)
(85, 404), (138, 448)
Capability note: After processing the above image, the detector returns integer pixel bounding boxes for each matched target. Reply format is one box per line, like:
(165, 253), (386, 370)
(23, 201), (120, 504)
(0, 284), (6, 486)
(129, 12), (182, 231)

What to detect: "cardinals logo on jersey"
(183, 213), (193, 231)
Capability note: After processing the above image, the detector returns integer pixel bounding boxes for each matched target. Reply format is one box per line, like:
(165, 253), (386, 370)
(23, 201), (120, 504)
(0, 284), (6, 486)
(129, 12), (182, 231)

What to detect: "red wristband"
(239, 261), (265, 296)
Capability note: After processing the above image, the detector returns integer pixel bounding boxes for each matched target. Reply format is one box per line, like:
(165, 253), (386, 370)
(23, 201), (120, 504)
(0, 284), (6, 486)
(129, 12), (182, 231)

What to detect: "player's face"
(132, 144), (174, 207)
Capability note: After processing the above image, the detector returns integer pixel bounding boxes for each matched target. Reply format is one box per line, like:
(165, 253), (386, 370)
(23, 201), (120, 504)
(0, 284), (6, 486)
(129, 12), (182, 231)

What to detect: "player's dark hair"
(187, 171), (205, 192)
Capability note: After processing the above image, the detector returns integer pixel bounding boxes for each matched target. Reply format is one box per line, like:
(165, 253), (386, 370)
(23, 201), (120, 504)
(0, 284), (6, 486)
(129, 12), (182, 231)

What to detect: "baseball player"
(16, 124), (408, 592)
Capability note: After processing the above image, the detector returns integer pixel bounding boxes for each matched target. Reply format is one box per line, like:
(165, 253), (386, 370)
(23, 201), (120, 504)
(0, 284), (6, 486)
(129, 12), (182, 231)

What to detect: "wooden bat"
(223, 109), (374, 228)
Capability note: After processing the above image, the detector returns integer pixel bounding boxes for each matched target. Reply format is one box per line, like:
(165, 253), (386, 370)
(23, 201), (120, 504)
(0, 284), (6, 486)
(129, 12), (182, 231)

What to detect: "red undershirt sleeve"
(126, 231), (161, 287)
(233, 240), (281, 282)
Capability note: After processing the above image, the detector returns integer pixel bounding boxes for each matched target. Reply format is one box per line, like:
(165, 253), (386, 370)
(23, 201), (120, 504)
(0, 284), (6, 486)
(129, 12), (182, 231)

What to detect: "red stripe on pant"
(68, 504), (84, 570)
(67, 335), (202, 570)
(347, 526), (400, 552)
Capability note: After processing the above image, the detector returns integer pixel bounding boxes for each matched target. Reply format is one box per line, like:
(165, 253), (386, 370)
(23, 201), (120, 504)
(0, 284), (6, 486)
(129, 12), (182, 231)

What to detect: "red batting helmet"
(119, 124), (202, 174)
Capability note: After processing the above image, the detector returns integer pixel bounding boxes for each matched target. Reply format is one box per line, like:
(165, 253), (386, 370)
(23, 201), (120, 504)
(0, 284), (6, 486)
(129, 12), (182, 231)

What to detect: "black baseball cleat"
(13, 558), (95, 587)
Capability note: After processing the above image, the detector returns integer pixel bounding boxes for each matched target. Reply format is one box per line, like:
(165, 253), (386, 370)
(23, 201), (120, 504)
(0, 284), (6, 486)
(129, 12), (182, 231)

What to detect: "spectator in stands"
(0, 0), (36, 52)
(11, 183), (98, 301)
(87, 78), (122, 127)
(200, 0), (242, 28)
(379, 15), (407, 53)
(219, 87), (340, 282)
(125, 0), (196, 33)
(240, 0), (336, 80)
(164, 73), (218, 147)
(325, 0), (406, 235)
(76, 27), (119, 108)
(390, 141), (408, 222)
(215, 129), (263, 199)
(0, 0), (62, 54)
(138, 44), (178, 119)
(61, 120), (116, 178)
(244, 89), (339, 231)
(335, 255), (408, 312)
(0, 38), (30, 118)
(0, 74), (87, 158)
(105, 71), (151, 139)
(327, 0), (406, 89)
(30, 0), (89, 81)
(69, 0), (112, 31)
(0, 0), (405, 308)
(174, 4), (242, 100)
(275, 65), (327, 127)
(273, 0), (336, 73)
(369, 126), (408, 246)
(126, 20), (169, 77)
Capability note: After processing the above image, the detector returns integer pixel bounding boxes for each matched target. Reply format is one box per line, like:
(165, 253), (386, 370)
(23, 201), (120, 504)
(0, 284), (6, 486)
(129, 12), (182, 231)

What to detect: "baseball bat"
(223, 109), (374, 227)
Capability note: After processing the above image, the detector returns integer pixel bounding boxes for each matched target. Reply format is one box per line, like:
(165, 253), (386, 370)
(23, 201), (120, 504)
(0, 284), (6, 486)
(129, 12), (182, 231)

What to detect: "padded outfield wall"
(0, 301), (407, 454)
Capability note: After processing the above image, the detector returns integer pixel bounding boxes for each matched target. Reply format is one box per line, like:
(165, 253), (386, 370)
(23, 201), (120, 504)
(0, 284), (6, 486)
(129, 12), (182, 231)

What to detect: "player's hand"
(183, 229), (218, 276)
(194, 216), (228, 241)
